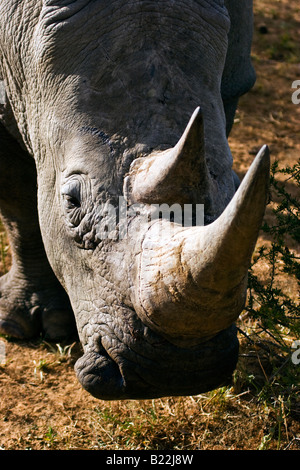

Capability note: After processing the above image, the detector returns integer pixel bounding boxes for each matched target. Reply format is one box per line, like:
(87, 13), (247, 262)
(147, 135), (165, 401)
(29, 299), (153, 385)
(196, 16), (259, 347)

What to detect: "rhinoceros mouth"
(74, 309), (239, 400)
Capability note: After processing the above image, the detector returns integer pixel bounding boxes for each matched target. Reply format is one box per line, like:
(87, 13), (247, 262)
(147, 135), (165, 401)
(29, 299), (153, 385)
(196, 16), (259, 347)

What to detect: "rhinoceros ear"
(124, 107), (214, 207)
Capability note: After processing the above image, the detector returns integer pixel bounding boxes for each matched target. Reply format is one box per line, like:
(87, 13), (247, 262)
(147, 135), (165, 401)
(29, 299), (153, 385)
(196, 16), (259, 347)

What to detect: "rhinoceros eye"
(61, 178), (84, 226)
(64, 194), (81, 209)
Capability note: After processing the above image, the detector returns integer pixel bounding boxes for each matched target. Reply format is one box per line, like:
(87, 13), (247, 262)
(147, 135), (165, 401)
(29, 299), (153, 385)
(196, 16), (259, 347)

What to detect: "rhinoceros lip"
(74, 314), (239, 400)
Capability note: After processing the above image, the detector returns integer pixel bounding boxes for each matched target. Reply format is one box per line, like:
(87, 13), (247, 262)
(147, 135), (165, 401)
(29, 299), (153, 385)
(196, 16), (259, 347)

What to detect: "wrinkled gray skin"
(0, 0), (267, 400)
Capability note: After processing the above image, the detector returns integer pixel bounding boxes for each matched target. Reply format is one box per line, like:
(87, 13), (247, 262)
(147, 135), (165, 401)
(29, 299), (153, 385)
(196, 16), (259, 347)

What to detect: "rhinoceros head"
(1, 0), (269, 399)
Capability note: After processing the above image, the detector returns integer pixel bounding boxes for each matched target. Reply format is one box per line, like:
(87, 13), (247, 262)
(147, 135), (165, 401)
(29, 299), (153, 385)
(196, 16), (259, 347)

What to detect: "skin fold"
(0, 0), (269, 400)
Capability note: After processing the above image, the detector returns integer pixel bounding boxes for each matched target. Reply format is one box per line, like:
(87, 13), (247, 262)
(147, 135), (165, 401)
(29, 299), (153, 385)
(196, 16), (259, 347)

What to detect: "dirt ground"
(0, 0), (299, 451)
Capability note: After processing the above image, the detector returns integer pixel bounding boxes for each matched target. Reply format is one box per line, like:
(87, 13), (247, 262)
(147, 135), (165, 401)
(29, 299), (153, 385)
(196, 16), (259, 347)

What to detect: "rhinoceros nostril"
(75, 350), (126, 400)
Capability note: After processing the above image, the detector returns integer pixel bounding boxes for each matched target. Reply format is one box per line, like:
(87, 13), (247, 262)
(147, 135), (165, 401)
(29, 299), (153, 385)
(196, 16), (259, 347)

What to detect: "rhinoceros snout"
(74, 308), (239, 400)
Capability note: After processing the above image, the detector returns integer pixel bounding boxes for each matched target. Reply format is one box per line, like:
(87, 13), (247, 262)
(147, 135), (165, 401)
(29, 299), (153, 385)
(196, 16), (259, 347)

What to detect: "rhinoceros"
(0, 0), (270, 400)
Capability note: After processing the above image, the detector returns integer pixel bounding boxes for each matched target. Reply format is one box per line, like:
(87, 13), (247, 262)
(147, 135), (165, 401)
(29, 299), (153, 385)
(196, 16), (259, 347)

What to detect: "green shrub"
(247, 160), (299, 347)
(238, 160), (299, 421)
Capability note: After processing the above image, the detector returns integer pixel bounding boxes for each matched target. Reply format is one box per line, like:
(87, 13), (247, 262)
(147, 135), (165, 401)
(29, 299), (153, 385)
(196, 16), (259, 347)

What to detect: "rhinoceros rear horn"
(124, 107), (211, 205)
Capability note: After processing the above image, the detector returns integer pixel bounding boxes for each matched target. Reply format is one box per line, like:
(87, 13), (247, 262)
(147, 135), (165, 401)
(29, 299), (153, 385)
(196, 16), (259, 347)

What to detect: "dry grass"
(0, 0), (299, 451)
(0, 334), (298, 451)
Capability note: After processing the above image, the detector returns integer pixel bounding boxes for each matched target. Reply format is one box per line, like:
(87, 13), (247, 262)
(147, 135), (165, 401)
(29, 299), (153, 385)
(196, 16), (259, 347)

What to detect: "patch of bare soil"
(0, 0), (299, 451)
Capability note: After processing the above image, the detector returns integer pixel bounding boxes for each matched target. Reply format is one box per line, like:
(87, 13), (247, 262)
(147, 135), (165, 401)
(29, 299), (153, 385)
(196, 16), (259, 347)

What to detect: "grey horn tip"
(257, 144), (270, 160)
(191, 106), (203, 123)
(260, 143), (269, 153)
(255, 144), (270, 172)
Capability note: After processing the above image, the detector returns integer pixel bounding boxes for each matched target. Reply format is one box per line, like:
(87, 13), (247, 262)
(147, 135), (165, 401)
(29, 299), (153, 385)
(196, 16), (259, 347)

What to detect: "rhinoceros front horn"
(129, 133), (270, 346)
